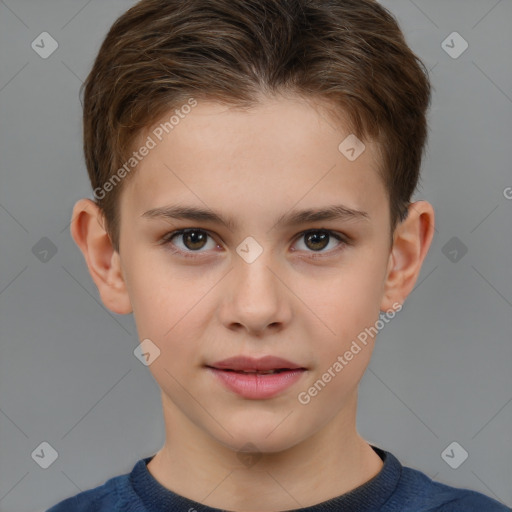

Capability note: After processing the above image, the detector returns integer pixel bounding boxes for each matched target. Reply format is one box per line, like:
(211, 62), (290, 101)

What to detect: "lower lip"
(207, 368), (306, 399)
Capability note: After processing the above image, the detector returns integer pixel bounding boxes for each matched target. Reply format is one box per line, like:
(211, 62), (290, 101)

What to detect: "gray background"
(0, 0), (511, 510)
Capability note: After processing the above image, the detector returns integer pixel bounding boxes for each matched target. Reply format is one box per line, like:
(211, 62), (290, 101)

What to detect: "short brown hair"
(81, 0), (431, 253)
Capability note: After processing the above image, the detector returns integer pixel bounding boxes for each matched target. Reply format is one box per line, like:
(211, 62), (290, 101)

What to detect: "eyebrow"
(141, 203), (370, 231)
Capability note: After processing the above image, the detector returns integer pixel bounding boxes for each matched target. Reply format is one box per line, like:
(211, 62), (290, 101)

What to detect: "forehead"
(121, 96), (387, 227)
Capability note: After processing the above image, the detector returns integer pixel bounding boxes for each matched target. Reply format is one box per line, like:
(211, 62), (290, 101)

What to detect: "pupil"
(306, 231), (328, 251)
(185, 231), (206, 250)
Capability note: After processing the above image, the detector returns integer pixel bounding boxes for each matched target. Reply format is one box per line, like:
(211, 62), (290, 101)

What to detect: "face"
(117, 95), (396, 453)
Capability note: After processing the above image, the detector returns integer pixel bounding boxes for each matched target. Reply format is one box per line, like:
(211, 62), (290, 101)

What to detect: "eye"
(292, 229), (347, 257)
(161, 228), (218, 258)
(160, 228), (349, 259)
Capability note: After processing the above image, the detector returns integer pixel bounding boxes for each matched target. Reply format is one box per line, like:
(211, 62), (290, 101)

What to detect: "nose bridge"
(224, 243), (290, 331)
(235, 246), (280, 304)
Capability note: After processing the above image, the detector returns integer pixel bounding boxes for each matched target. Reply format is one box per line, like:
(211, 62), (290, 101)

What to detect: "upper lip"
(207, 355), (305, 371)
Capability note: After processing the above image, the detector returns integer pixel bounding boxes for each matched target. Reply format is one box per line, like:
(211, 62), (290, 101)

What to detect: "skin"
(71, 94), (435, 511)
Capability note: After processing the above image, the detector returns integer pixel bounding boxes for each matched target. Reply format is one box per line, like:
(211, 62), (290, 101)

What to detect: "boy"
(47, 0), (510, 510)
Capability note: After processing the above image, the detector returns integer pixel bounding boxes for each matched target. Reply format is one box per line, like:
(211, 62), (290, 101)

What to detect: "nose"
(219, 252), (292, 336)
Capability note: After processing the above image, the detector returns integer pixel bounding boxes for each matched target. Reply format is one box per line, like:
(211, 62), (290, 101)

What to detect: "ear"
(70, 198), (133, 315)
(380, 200), (435, 312)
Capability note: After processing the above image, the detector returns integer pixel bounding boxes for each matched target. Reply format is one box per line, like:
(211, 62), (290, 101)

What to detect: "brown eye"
(164, 228), (217, 255)
(304, 231), (330, 251)
(293, 229), (347, 256)
(180, 230), (208, 250)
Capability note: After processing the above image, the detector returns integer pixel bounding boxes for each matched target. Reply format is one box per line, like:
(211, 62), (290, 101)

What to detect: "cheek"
(297, 279), (379, 411)
(300, 266), (383, 349)
(125, 248), (203, 336)
(126, 263), (215, 372)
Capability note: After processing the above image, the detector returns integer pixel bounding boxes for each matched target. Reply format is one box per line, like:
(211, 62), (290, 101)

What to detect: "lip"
(207, 367), (306, 399)
(205, 355), (307, 399)
(208, 355), (305, 372)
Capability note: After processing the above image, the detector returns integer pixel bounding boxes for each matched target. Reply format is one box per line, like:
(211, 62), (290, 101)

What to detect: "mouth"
(206, 355), (307, 373)
(204, 355), (307, 399)
(208, 368), (297, 374)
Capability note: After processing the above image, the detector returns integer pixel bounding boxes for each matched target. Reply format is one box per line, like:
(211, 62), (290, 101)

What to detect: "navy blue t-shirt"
(46, 445), (510, 511)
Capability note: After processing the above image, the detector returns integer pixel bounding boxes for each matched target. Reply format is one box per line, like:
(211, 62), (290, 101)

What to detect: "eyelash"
(159, 228), (350, 260)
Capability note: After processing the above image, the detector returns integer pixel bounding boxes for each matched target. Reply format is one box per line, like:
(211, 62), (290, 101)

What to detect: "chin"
(212, 422), (306, 456)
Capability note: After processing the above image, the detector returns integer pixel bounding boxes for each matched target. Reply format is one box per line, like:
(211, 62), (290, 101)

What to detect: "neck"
(147, 392), (383, 512)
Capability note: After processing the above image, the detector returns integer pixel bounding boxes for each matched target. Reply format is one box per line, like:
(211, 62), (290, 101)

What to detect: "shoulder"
(385, 463), (510, 512)
(45, 472), (127, 512)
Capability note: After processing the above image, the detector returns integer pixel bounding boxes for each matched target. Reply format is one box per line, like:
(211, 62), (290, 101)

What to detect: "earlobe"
(380, 201), (435, 312)
(70, 198), (133, 315)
